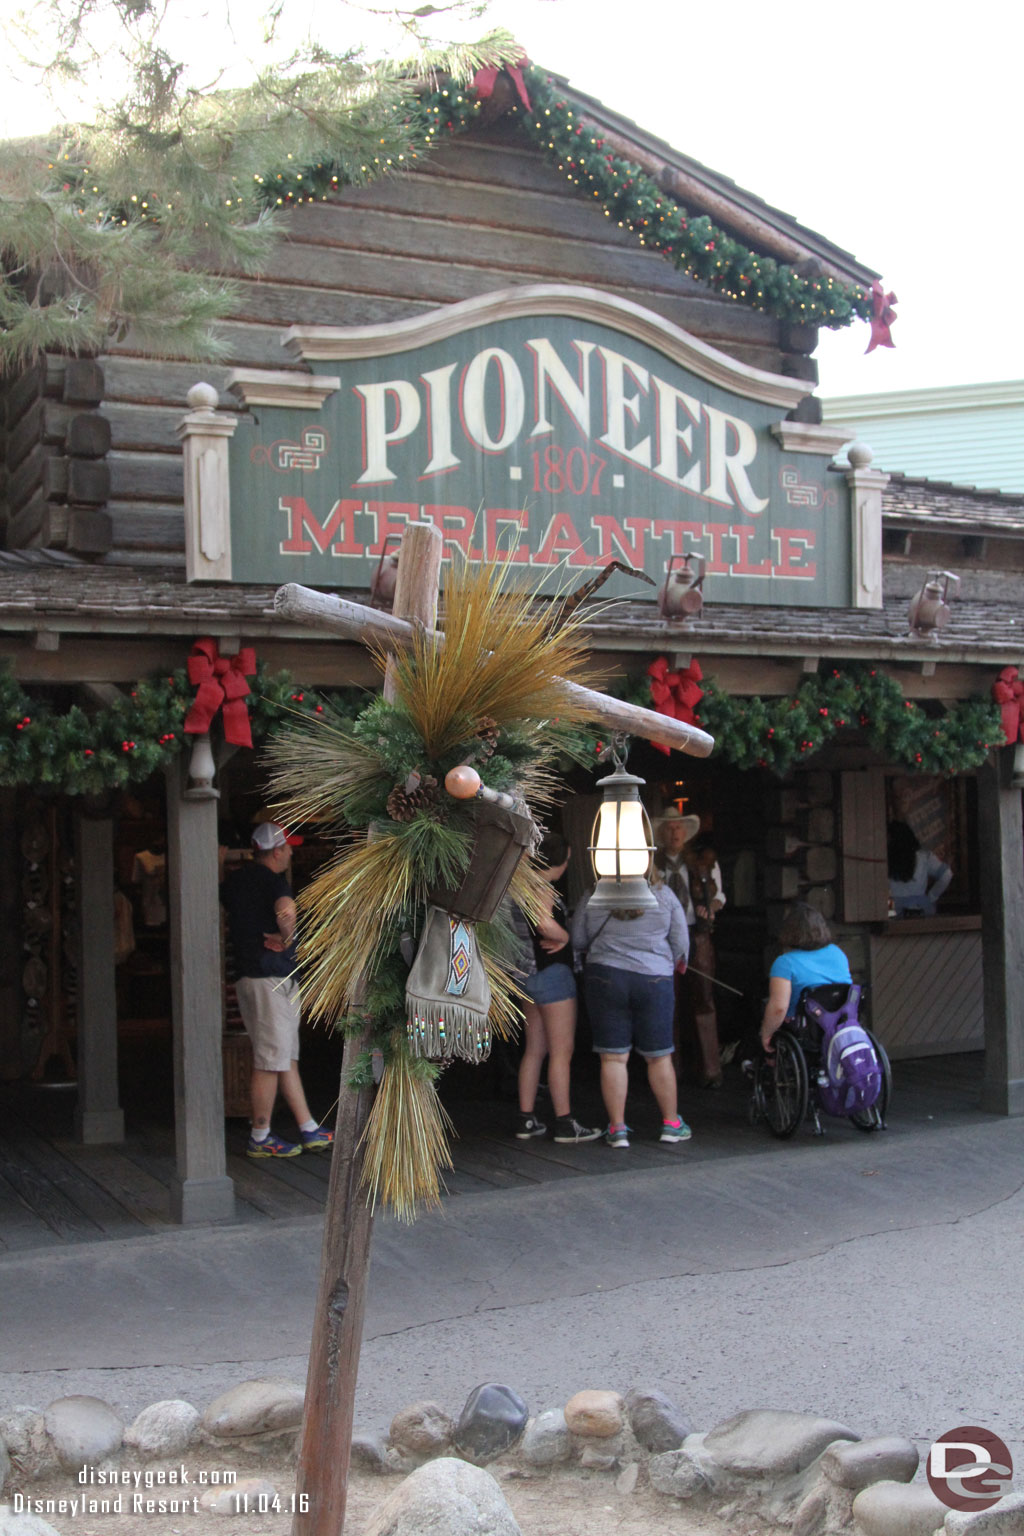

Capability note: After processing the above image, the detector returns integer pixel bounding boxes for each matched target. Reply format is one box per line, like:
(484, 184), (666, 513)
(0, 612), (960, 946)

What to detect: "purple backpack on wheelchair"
(801, 985), (883, 1116)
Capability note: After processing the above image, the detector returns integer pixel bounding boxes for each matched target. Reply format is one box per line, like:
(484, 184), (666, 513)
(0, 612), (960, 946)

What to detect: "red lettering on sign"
(591, 516), (652, 568)
(485, 508), (530, 563)
(422, 504), (484, 561)
(534, 513), (591, 567)
(279, 497), (363, 556)
(772, 529), (817, 579)
(366, 501), (419, 555)
(730, 524), (774, 577)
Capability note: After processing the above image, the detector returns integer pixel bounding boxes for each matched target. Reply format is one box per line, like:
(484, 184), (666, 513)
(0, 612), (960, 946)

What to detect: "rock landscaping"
(0, 1380), (1018, 1535)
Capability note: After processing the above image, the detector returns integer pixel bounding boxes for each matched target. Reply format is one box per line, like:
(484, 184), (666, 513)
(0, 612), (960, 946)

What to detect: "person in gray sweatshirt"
(571, 872), (691, 1148)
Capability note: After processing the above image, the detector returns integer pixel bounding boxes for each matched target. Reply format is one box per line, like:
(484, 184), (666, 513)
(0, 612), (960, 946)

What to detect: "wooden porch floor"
(0, 1052), (988, 1255)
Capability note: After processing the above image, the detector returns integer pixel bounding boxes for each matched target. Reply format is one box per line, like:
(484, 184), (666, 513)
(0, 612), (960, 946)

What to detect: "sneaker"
(247, 1132), (301, 1159)
(605, 1124), (630, 1148)
(660, 1118), (693, 1144)
(299, 1126), (334, 1151)
(553, 1116), (602, 1144)
(515, 1113), (548, 1139)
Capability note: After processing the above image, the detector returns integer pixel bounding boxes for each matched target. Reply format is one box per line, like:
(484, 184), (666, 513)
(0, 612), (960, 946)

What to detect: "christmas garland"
(87, 65), (873, 333)
(0, 665), (365, 796)
(588, 662), (1004, 778)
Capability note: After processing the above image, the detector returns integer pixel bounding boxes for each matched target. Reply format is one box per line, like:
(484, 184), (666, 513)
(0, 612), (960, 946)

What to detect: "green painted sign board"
(226, 306), (850, 605)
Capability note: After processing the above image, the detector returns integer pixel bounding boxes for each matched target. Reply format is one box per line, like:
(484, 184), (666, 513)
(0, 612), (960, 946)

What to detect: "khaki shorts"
(235, 976), (301, 1072)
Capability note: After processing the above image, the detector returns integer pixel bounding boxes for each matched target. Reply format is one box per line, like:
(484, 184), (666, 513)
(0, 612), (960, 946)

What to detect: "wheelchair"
(750, 983), (892, 1139)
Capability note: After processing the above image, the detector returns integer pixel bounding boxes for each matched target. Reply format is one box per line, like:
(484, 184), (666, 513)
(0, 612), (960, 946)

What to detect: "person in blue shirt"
(759, 902), (852, 1055)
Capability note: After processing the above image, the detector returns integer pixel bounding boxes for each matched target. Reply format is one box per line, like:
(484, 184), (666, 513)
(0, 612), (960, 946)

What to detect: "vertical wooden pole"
(977, 756), (1024, 1115)
(165, 763), (236, 1222)
(292, 520), (444, 1536)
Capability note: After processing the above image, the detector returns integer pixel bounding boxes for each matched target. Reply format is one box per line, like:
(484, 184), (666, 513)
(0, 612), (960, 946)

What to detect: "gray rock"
(124, 1400), (200, 1459)
(362, 1456), (522, 1536)
(0, 1409), (59, 1482)
(822, 1436), (920, 1492)
(792, 1487), (828, 1536)
(705, 1409), (859, 1478)
(43, 1395), (123, 1473)
(454, 1385), (528, 1466)
(625, 1388), (692, 1453)
(519, 1411), (571, 1468)
(945, 1492), (1024, 1534)
(649, 1449), (712, 1499)
(0, 1512), (64, 1536)
(616, 1463), (640, 1496)
(580, 1445), (618, 1470)
(199, 1476), (277, 1515)
(852, 1478), (948, 1536)
(390, 1402), (454, 1457)
(351, 1431), (391, 1474)
(0, 1439), (9, 1496)
(201, 1379), (304, 1440)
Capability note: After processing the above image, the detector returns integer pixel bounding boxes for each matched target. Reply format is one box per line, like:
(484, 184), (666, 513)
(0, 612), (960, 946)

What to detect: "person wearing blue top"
(759, 902), (852, 1055)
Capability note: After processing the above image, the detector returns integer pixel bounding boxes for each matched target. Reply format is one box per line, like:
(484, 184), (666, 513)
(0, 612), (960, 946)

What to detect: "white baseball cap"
(251, 820), (303, 851)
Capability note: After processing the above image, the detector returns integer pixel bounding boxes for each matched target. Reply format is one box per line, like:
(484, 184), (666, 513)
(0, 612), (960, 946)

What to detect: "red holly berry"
(84, 749), (94, 757)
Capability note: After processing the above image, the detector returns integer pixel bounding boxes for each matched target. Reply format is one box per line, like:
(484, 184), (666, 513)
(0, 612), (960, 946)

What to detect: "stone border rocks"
(0, 1380), (1017, 1535)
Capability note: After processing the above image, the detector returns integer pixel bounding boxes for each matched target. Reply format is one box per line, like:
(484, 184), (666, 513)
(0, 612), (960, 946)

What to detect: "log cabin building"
(1, 69), (1021, 1224)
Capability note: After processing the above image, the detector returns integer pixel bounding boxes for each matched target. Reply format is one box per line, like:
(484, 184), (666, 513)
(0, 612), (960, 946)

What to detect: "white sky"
(3, 0), (1020, 399)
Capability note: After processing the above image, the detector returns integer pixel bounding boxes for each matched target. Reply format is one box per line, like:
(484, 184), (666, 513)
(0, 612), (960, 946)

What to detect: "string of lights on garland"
(0, 665), (365, 797)
(58, 63), (874, 333)
(586, 662), (1004, 778)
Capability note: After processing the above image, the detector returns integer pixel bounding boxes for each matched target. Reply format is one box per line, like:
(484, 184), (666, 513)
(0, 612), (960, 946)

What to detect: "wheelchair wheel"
(850, 1030), (892, 1131)
(756, 1029), (809, 1139)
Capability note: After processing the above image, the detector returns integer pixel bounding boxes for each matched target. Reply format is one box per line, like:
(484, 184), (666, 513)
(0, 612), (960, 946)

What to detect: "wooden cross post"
(287, 540), (713, 1536)
(291, 521), (444, 1536)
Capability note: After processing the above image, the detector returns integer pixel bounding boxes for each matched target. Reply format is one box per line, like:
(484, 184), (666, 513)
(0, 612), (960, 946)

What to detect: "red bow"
(647, 655), (704, 755)
(183, 638), (257, 749)
(992, 666), (1024, 745)
(472, 51), (531, 112)
(865, 280), (897, 353)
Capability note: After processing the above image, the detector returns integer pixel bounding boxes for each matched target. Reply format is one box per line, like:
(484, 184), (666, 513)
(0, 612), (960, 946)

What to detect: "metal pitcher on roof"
(658, 553), (706, 622)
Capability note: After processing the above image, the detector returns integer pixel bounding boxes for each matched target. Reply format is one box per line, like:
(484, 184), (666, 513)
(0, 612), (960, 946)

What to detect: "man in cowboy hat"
(653, 807), (726, 1088)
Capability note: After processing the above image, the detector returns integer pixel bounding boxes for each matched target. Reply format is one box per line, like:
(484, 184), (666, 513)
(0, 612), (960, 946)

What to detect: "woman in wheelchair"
(754, 903), (890, 1137)
(759, 903), (851, 1057)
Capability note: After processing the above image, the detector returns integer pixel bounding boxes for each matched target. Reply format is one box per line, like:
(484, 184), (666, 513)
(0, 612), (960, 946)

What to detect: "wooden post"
(165, 761), (236, 1222)
(292, 521), (444, 1536)
(977, 755), (1024, 1115)
(73, 809), (125, 1143)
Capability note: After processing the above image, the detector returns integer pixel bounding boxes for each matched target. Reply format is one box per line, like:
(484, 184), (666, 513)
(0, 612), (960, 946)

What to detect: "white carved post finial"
(844, 439), (889, 610)
(177, 383), (237, 582)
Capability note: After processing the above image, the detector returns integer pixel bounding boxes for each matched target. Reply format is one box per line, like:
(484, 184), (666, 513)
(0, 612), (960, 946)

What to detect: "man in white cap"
(220, 821), (333, 1158)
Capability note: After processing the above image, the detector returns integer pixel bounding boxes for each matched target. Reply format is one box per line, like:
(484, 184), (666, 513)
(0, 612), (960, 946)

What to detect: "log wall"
(7, 127), (813, 564)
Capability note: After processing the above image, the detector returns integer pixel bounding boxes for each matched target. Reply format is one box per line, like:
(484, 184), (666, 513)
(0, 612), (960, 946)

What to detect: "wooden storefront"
(2, 73), (1023, 1224)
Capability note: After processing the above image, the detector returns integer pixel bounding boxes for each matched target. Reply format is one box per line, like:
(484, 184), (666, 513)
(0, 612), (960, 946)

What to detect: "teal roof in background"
(820, 380), (1024, 494)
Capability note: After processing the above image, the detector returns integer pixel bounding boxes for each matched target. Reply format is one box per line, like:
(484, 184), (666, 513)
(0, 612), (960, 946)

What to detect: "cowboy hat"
(653, 807), (700, 843)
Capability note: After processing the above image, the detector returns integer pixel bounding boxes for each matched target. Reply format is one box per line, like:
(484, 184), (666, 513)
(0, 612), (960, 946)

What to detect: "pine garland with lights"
(581, 664), (1003, 777)
(414, 66), (874, 331)
(0, 665), (365, 796)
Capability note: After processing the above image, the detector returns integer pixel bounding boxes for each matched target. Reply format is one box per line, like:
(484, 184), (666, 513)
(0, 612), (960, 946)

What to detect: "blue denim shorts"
(583, 964), (675, 1057)
(523, 962), (577, 1006)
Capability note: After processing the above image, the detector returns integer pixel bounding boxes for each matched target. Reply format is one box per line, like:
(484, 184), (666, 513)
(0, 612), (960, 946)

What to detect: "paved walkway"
(2, 1085), (1021, 1465)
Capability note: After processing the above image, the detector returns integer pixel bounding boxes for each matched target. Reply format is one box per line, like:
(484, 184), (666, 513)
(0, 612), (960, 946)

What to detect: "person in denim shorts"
(571, 871), (691, 1148)
(513, 834), (601, 1145)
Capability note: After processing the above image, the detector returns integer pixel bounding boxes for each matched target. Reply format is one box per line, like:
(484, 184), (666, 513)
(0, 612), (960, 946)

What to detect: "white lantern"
(588, 763), (657, 911)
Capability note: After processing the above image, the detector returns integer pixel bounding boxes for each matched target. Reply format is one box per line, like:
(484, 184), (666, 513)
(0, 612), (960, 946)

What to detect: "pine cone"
(386, 775), (439, 821)
(475, 715), (500, 757)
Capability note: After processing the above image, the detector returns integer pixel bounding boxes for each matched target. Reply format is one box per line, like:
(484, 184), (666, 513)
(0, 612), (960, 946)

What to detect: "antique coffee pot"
(658, 553), (706, 622)
(908, 570), (959, 640)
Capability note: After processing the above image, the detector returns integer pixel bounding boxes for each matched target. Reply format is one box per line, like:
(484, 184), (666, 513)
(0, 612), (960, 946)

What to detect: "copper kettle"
(658, 554), (706, 622)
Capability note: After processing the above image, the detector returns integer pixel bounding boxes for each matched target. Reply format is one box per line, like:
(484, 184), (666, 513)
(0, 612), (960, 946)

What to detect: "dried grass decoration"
(266, 557), (596, 1219)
